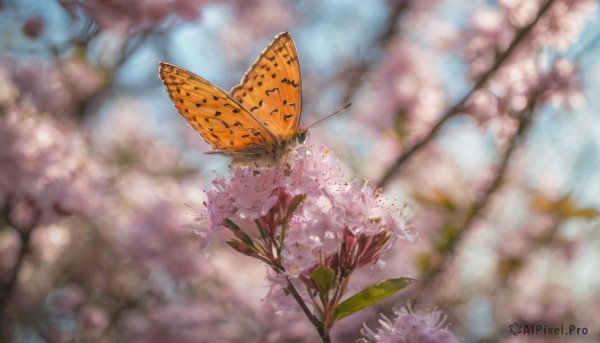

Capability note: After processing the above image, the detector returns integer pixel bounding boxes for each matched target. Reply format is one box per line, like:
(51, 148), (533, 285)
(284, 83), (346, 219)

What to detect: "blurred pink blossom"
(2, 57), (105, 116)
(120, 201), (208, 279)
(122, 301), (261, 342)
(528, 0), (597, 51)
(78, 0), (208, 33)
(389, 0), (439, 13)
(369, 39), (445, 140)
(0, 72), (105, 225)
(80, 305), (109, 338)
(463, 0), (593, 123)
(539, 58), (584, 109)
(219, 0), (294, 60)
(0, 231), (20, 280)
(45, 285), (85, 314)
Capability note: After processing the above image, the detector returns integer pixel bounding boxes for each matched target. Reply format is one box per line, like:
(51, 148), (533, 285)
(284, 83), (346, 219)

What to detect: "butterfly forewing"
(230, 32), (302, 138)
(159, 62), (277, 151)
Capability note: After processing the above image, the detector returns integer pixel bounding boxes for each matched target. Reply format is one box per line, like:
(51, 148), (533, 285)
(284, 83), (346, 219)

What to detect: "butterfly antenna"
(306, 103), (352, 129)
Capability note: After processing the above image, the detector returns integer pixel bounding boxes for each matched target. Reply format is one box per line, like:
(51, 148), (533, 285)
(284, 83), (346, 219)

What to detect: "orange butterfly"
(159, 32), (307, 167)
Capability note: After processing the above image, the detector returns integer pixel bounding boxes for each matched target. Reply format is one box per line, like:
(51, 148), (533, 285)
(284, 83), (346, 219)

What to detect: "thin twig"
(285, 276), (330, 343)
(419, 95), (539, 287)
(0, 202), (41, 340)
(340, 0), (409, 104)
(377, 0), (556, 188)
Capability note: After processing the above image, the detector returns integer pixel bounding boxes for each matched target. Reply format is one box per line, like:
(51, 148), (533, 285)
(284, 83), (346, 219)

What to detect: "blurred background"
(1, 0), (600, 342)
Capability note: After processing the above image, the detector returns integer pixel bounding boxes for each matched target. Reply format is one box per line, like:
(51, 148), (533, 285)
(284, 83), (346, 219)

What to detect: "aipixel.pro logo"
(509, 322), (588, 336)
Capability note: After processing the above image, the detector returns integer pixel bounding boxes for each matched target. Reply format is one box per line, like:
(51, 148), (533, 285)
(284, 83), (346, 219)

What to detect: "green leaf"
(310, 266), (335, 293)
(226, 239), (256, 257)
(334, 277), (414, 322)
(279, 194), (307, 249)
(226, 240), (274, 267)
(223, 219), (255, 247)
(289, 194), (307, 217)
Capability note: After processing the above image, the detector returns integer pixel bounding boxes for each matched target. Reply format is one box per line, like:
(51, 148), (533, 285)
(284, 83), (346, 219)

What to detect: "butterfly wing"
(230, 32), (302, 138)
(159, 62), (278, 152)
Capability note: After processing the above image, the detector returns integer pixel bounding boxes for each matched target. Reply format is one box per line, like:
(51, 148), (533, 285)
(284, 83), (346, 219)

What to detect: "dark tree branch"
(419, 94), (539, 288)
(377, 0), (556, 188)
(0, 201), (41, 340)
(285, 276), (330, 343)
(340, 0), (410, 105)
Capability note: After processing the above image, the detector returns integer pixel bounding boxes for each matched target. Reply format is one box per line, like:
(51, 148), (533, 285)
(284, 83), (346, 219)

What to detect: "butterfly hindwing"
(230, 32), (302, 138)
(159, 62), (277, 151)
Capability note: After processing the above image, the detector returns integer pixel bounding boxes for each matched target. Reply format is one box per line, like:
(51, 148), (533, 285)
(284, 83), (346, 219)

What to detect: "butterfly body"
(159, 32), (305, 167)
(206, 128), (309, 166)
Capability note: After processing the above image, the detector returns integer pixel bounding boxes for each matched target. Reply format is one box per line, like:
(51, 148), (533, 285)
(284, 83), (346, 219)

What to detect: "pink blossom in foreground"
(359, 306), (460, 343)
(192, 146), (414, 278)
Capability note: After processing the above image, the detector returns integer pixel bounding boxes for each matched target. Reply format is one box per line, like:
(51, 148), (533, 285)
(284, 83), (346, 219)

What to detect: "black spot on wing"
(281, 78), (299, 88)
(265, 87), (279, 96)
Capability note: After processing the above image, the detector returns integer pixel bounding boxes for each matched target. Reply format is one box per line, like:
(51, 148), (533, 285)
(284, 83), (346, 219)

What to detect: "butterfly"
(159, 32), (308, 167)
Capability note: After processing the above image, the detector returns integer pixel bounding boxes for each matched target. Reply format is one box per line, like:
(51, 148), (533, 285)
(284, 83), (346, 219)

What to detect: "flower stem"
(284, 276), (331, 343)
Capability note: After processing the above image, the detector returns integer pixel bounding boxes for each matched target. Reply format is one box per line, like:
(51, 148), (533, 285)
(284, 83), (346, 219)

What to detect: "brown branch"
(0, 201), (41, 340)
(377, 0), (556, 188)
(340, 0), (410, 104)
(284, 276), (330, 343)
(419, 94), (539, 288)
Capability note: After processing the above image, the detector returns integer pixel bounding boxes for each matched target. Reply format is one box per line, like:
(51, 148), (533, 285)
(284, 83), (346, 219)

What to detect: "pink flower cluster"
(360, 306), (460, 343)
(1, 57), (104, 116)
(60, 0), (293, 37)
(120, 201), (208, 279)
(194, 146), (413, 277)
(464, 0), (594, 122)
(0, 71), (104, 225)
(372, 39), (446, 140)
(61, 0), (209, 33)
